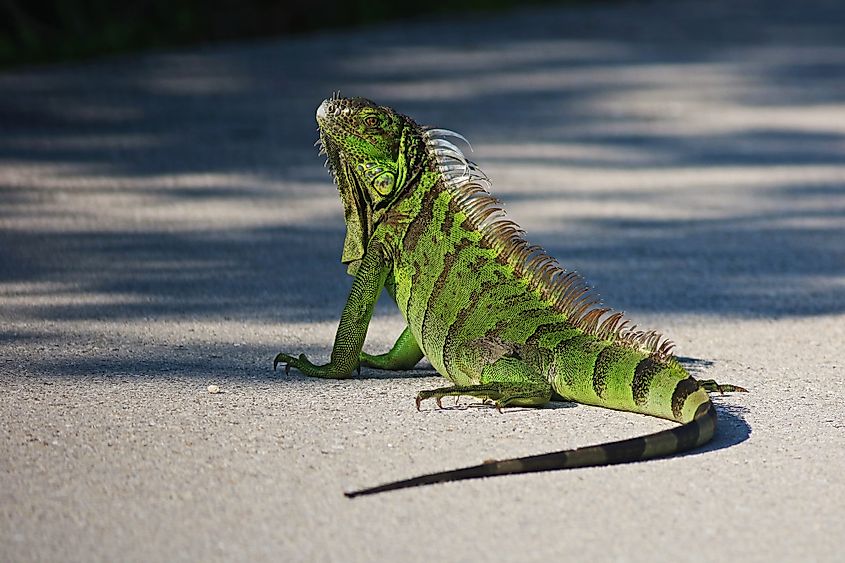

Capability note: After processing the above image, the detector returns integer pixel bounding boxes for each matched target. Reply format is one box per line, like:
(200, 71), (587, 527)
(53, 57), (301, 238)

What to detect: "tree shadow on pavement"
(0, 0), (842, 404)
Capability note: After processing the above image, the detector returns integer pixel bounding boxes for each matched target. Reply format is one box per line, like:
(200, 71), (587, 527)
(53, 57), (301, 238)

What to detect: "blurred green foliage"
(0, 0), (591, 67)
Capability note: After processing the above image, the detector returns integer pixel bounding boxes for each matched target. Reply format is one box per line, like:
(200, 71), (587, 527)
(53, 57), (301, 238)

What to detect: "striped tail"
(344, 400), (717, 498)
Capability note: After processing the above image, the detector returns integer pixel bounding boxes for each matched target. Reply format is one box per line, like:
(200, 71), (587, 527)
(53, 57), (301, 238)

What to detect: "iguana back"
(274, 95), (746, 497)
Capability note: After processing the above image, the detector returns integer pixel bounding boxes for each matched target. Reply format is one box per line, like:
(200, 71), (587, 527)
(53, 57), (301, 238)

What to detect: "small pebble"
(207, 384), (221, 394)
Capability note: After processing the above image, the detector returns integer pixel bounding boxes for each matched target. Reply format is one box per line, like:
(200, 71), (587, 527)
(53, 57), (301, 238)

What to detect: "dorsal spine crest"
(422, 127), (675, 360)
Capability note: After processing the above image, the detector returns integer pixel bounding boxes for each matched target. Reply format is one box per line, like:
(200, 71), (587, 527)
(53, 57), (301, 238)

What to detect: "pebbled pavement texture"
(1, 0), (844, 561)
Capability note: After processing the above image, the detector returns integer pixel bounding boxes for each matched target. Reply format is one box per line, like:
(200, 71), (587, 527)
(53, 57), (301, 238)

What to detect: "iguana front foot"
(273, 352), (359, 378)
(273, 352), (308, 375)
(359, 326), (424, 370)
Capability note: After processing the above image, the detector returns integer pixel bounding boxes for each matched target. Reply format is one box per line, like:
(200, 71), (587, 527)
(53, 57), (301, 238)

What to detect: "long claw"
(435, 397), (443, 409)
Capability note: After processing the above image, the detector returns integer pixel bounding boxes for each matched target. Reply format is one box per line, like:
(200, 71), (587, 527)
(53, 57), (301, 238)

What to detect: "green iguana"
(274, 94), (746, 498)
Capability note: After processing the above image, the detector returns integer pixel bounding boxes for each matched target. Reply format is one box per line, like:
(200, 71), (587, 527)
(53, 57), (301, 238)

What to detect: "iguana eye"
(364, 116), (379, 127)
(373, 172), (395, 195)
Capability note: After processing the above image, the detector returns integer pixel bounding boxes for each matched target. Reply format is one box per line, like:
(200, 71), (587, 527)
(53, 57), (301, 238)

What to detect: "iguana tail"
(344, 400), (717, 498)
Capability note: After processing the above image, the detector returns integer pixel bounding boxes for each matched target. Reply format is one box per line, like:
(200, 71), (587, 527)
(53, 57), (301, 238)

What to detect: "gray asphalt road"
(2, 0), (844, 561)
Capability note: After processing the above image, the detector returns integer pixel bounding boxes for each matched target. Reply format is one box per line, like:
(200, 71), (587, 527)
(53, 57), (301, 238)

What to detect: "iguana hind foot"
(416, 381), (551, 412)
(697, 379), (748, 394)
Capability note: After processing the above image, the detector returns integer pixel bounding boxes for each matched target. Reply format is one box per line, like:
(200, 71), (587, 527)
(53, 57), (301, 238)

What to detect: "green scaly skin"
(274, 95), (747, 497)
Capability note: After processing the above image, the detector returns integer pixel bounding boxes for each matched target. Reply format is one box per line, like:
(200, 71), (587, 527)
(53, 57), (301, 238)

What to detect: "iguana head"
(316, 96), (426, 271)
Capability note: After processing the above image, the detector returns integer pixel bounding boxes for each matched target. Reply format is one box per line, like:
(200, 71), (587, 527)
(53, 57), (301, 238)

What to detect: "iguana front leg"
(360, 326), (424, 370)
(274, 244), (390, 378)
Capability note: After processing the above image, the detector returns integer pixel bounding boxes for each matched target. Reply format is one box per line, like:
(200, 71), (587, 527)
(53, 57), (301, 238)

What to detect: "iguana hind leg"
(416, 357), (552, 411)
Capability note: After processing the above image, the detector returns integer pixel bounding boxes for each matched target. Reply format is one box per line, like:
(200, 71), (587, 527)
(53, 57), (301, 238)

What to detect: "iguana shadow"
(357, 354), (751, 455)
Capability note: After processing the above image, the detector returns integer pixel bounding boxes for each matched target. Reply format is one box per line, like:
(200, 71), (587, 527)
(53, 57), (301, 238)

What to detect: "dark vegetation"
(0, 0), (594, 67)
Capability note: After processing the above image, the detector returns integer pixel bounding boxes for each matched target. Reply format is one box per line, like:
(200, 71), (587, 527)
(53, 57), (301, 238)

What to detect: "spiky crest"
(422, 127), (676, 360)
